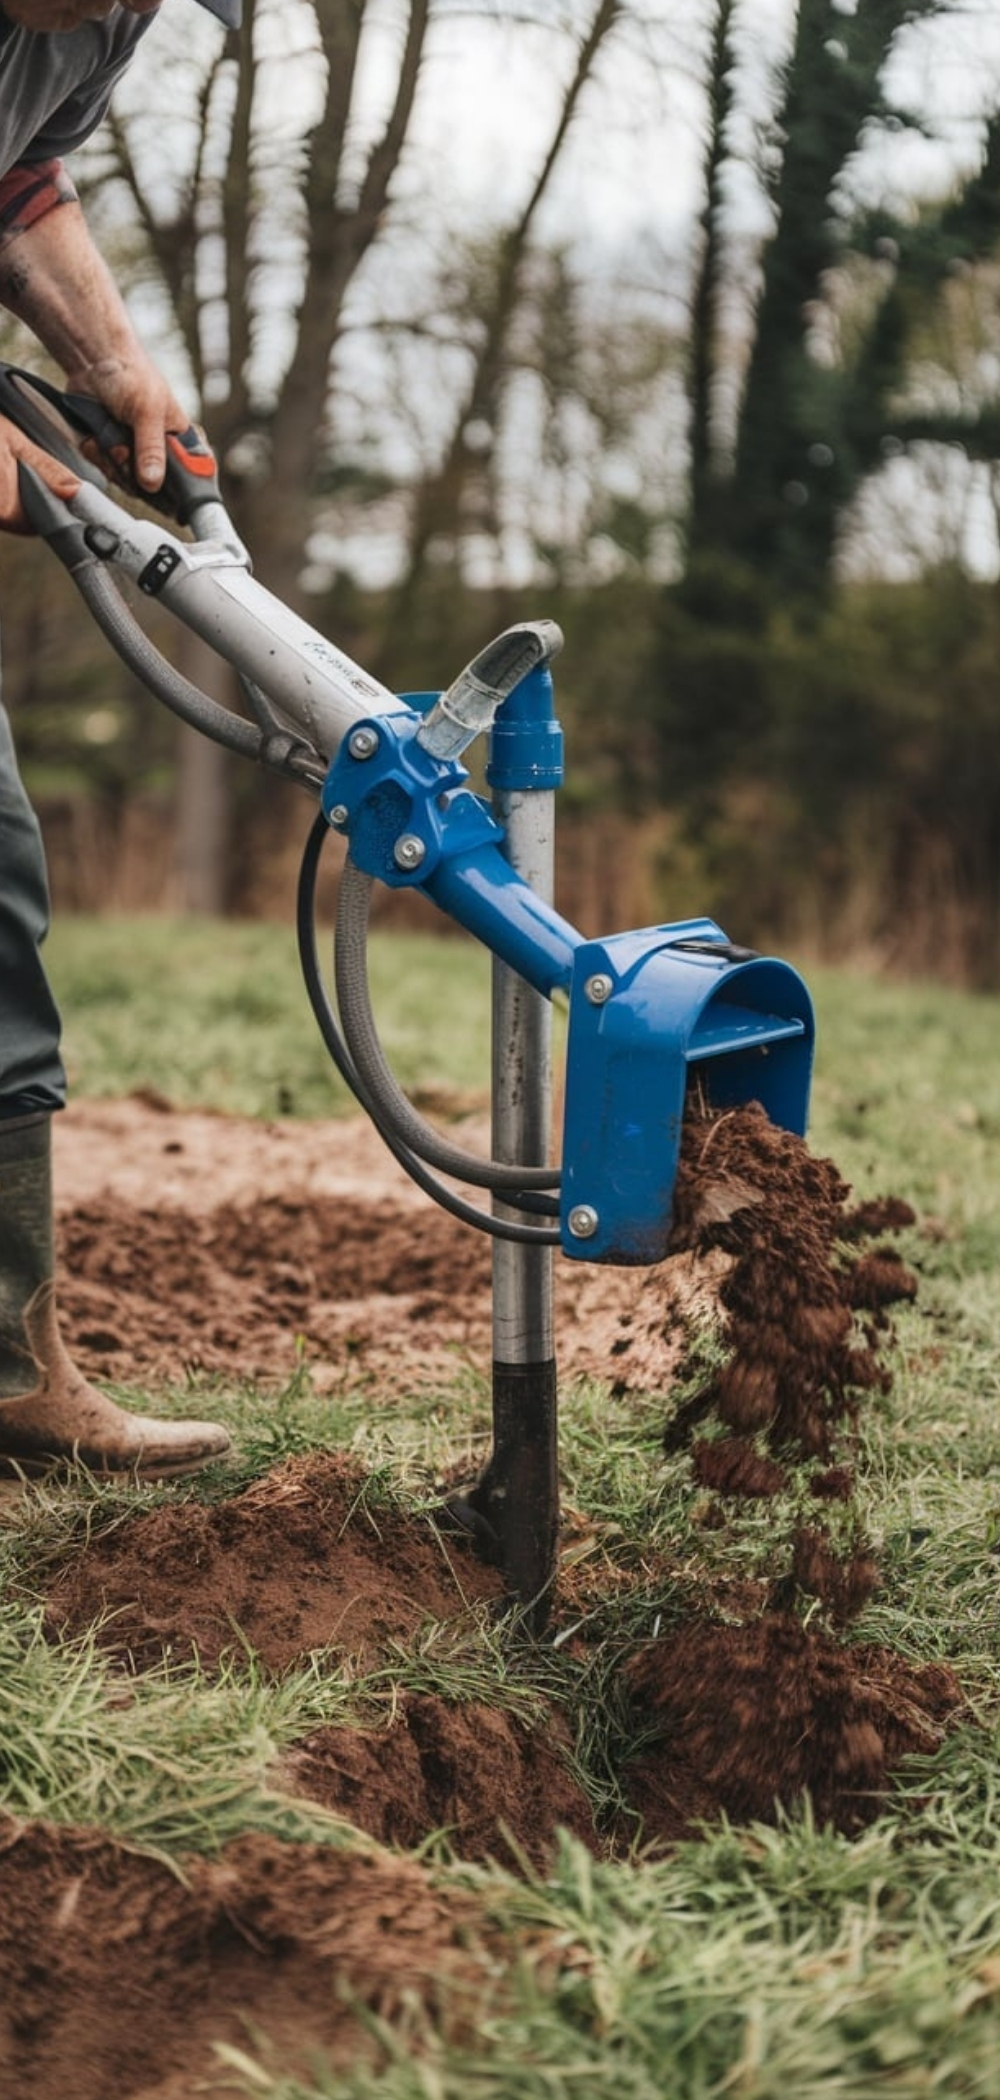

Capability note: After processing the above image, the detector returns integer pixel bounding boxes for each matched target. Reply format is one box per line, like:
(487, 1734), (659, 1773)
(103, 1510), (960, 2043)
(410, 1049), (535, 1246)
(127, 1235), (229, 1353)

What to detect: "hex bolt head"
(393, 833), (426, 871)
(584, 972), (614, 1005)
(348, 726), (379, 760)
(327, 804), (349, 828)
(567, 1204), (600, 1239)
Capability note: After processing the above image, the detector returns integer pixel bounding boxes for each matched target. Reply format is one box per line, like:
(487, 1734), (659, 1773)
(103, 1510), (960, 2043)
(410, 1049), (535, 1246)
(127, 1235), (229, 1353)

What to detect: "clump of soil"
(691, 1435), (787, 1498)
(44, 1450), (502, 1674)
(610, 1103), (930, 1770)
(661, 1103), (918, 1464)
(621, 1615), (963, 1844)
(276, 1693), (597, 1868)
(0, 1815), (494, 2100)
(774, 1524), (882, 1626)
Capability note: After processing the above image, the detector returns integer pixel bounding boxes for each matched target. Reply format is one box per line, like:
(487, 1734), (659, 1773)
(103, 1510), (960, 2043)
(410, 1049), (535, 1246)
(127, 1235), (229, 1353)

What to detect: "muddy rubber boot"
(0, 1111), (232, 1479)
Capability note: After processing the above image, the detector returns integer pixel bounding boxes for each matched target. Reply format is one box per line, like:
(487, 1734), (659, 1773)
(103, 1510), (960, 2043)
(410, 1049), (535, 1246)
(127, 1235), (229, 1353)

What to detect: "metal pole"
(483, 667), (564, 1629)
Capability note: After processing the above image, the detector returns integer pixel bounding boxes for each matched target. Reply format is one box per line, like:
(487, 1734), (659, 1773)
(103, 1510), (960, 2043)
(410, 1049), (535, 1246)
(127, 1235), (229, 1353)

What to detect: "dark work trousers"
(0, 692), (66, 1116)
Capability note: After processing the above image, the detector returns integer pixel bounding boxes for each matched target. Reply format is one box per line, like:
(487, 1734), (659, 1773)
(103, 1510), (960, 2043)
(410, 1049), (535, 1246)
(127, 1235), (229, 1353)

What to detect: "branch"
(220, 0), (257, 424)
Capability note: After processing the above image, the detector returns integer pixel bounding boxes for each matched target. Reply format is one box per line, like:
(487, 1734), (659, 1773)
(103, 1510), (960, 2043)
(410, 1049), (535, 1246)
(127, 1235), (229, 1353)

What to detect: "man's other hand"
(0, 412), (80, 534)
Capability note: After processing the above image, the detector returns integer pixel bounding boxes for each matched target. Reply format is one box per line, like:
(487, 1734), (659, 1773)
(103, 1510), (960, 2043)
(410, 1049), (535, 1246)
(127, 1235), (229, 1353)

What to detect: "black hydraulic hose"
(335, 856), (561, 1195)
(296, 815), (561, 1245)
(72, 561), (263, 758)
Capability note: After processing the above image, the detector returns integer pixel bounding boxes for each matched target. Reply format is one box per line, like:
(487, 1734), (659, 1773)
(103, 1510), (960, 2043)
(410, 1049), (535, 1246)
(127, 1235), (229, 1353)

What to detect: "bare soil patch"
(0, 1815), (494, 2100)
(53, 1097), (708, 1396)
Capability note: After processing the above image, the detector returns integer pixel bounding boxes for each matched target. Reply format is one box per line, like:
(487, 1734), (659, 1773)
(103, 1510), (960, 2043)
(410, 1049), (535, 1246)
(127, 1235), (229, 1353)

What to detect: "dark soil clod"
(621, 1616), (963, 1844)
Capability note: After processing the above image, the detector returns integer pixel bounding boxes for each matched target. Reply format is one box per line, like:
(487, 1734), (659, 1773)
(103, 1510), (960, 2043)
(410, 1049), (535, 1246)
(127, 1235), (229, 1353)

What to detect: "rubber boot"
(0, 1111), (232, 1478)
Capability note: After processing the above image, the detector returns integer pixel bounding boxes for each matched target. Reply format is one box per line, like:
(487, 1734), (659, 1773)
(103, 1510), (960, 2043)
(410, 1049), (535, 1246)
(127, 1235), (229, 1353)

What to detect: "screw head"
(348, 725), (379, 760)
(327, 803), (349, 828)
(584, 972), (613, 1005)
(567, 1204), (599, 1239)
(393, 832), (426, 871)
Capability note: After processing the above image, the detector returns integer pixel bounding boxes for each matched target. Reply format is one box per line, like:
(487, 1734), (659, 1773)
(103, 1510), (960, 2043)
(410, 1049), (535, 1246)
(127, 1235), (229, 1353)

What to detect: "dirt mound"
(0, 1815), (492, 2100)
(44, 1451), (502, 1673)
(622, 1616), (963, 1843)
(277, 1693), (597, 1867)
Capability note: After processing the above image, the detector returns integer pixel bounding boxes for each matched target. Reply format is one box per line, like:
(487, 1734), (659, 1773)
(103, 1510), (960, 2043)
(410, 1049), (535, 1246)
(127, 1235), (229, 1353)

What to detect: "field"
(3, 916), (1000, 2098)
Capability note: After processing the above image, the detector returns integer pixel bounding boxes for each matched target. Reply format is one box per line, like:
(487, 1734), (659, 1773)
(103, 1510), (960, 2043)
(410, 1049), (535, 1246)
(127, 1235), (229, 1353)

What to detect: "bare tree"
(379, 0), (626, 641)
(684, 0), (1000, 593)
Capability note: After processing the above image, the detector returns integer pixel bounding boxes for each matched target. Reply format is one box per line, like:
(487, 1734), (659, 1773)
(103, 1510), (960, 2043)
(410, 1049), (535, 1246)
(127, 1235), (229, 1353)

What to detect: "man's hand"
(0, 197), (194, 507)
(0, 411), (80, 534)
(63, 349), (191, 496)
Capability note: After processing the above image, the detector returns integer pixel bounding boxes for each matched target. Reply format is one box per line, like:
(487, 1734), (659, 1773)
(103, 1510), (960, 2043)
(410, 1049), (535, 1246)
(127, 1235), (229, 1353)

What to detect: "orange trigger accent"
(166, 430), (217, 477)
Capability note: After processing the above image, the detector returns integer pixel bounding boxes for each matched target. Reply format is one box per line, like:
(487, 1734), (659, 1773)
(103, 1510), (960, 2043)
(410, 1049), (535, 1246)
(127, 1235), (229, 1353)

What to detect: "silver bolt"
(567, 1204), (599, 1239)
(327, 804), (349, 828)
(584, 973), (614, 1005)
(348, 726), (379, 760)
(393, 833), (426, 871)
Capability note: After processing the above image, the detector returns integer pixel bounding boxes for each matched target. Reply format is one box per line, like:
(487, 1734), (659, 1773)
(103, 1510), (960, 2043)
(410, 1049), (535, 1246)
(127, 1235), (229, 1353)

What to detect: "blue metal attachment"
(322, 706), (581, 995)
(559, 919), (815, 1264)
(322, 709), (503, 886)
(323, 704), (816, 1265)
(486, 662), (564, 793)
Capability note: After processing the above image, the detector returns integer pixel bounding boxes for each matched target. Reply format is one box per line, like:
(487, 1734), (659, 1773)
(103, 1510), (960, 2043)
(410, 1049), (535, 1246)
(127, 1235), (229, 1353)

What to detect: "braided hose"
(334, 856), (560, 1195)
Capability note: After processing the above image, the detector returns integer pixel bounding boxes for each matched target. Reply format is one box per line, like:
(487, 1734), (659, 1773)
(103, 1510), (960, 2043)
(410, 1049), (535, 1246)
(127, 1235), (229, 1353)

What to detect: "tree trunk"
(173, 632), (238, 914)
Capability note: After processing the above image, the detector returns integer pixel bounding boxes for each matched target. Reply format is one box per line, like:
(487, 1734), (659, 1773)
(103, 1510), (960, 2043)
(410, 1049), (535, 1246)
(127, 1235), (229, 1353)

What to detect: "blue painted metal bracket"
(321, 704), (582, 996)
(322, 708), (503, 887)
(323, 701), (815, 1266)
(559, 919), (815, 1264)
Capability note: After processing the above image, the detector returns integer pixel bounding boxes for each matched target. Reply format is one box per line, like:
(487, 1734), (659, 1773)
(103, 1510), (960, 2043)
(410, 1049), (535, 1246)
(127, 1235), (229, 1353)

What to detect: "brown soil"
(43, 1449), (504, 1674)
(664, 1102), (918, 1465)
(0, 1093), (964, 2100)
(0, 1815), (495, 2100)
(52, 1097), (711, 1397)
(275, 1693), (597, 1868)
(623, 1616), (963, 1844)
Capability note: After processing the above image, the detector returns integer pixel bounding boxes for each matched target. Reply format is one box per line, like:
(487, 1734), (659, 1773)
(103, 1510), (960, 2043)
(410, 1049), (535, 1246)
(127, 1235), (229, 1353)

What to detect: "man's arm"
(0, 171), (190, 530)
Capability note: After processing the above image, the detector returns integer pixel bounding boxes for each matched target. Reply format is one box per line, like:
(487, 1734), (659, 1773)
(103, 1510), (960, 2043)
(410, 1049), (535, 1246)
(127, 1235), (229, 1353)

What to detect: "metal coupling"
(393, 833), (426, 871)
(567, 1204), (599, 1239)
(348, 725), (379, 760)
(584, 972), (614, 1005)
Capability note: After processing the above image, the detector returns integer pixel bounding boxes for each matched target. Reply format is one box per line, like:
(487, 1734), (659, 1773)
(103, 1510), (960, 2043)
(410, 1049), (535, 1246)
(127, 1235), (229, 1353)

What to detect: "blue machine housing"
(323, 713), (815, 1267)
(560, 919), (814, 1264)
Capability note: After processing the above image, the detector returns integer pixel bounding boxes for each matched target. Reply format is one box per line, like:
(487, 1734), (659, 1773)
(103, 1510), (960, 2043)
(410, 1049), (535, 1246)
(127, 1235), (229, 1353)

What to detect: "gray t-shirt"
(0, 9), (153, 179)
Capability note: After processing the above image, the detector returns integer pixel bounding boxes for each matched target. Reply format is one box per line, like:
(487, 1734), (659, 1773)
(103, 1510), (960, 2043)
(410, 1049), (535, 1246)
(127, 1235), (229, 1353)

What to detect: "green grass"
(7, 920), (1000, 2097)
(45, 914), (497, 1116)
